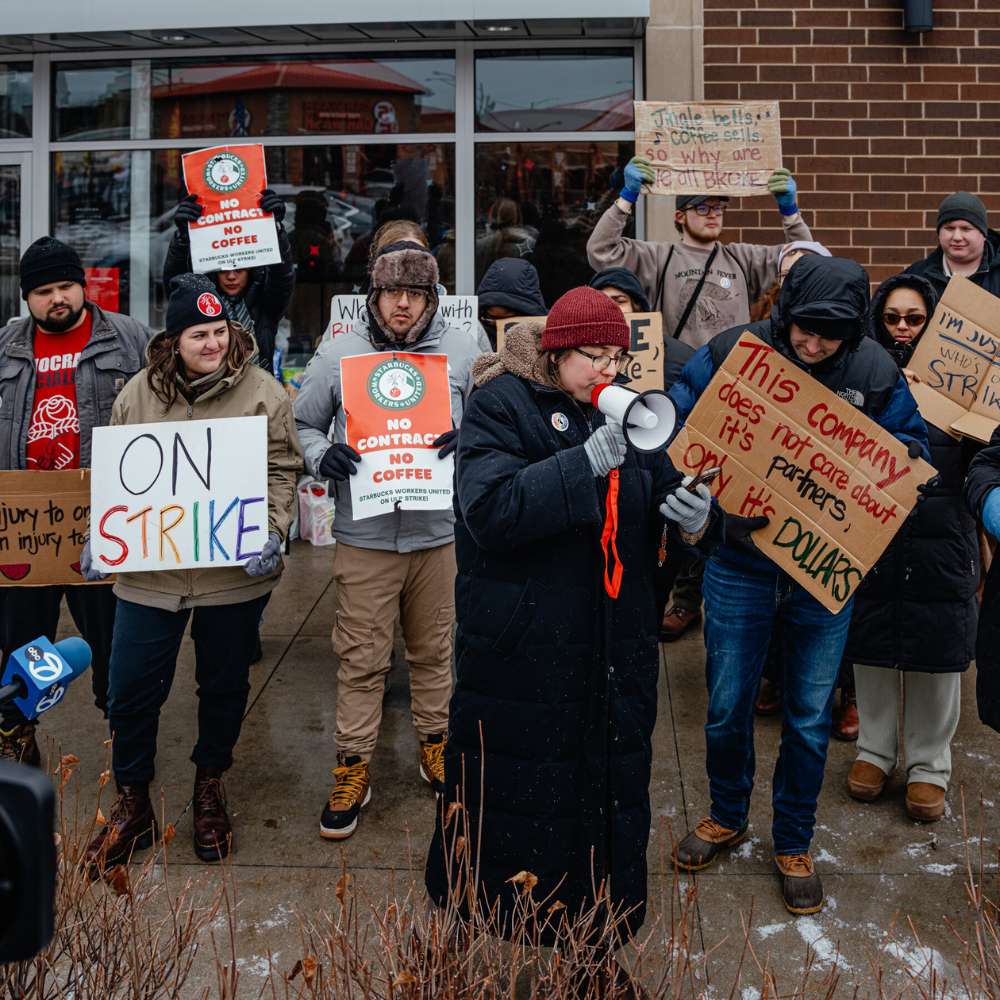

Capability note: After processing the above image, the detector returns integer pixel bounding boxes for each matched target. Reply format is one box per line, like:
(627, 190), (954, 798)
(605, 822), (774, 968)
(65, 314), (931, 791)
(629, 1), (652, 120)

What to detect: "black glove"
(173, 193), (203, 233)
(259, 188), (286, 224)
(917, 475), (941, 499)
(723, 514), (770, 544)
(319, 444), (362, 490)
(907, 441), (924, 460)
(433, 429), (458, 460)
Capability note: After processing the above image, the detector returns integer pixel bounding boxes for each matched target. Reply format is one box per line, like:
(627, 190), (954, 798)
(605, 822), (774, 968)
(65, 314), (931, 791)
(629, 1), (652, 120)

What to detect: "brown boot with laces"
(673, 816), (749, 871)
(193, 766), (232, 862)
(83, 783), (158, 875)
(419, 733), (446, 795)
(775, 852), (824, 915)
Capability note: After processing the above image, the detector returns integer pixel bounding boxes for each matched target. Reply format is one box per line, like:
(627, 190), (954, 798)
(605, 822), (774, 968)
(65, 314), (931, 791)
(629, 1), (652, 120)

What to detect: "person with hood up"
(80, 274), (303, 872)
(905, 192), (1000, 300)
(424, 288), (765, 988)
(668, 255), (930, 916)
(476, 257), (547, 348)
(586, 162), (812, 351)
(843, 273), (978, 823)
(166, 188), (295, 376)
(294, 241), (481, 842)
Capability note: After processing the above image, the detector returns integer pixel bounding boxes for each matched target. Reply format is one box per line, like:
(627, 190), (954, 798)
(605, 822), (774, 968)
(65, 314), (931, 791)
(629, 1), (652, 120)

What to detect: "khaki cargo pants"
(332, 541), (456, 760)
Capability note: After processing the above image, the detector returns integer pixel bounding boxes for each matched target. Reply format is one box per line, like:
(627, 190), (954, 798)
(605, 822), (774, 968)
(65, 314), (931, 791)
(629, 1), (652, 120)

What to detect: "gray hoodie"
(586, 202), (812, 350)
(293, 307), (481, 553)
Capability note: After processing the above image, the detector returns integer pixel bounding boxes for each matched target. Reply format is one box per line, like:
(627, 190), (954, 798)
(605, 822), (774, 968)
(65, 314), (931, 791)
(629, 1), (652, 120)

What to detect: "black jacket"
(163, 226), (295, 373)
(424, 368), (688, 938)
(905, 229), (1000, 301)
(846, 274), (979, 672)
(965, 426), (1000, 730)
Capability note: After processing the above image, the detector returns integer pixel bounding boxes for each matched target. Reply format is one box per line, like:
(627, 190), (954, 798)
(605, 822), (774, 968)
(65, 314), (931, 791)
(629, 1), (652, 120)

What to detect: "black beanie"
(589, 267), (651, 312)
(937, 192), (988, 237)
(165, 273), (226, 335)
(20, 237), (86, 298)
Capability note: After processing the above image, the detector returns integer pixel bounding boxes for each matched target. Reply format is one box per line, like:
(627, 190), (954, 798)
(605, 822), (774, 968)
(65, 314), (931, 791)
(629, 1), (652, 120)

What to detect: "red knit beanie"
(541, 286), (630, 351)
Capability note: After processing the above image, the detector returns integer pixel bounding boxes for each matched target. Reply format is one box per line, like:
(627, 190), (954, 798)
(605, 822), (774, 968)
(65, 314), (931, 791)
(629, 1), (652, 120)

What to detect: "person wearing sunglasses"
(842, 273), (979, 823)
(425, 288), (763, 987)
(905, 192), (1000, 301)
(586, 161), (813, 355)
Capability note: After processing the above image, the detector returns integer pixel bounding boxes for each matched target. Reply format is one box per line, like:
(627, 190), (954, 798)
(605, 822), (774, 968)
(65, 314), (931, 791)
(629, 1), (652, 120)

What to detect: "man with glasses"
(293, 240), (481, 842)
(905, 192), (1000, 300)
(587, 161), (812, 352)
(588, 162), (813, 641)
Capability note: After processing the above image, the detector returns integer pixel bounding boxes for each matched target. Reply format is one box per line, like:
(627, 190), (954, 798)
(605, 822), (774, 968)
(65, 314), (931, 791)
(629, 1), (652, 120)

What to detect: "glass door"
(0, 154), (30, 326)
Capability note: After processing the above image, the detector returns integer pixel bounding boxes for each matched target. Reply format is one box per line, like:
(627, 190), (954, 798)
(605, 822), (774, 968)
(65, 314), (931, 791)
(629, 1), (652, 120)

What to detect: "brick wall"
(702, 0), (1000, 283)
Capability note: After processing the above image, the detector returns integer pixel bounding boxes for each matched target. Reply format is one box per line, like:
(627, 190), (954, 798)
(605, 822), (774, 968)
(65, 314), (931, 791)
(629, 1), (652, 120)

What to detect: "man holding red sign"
(293, 241), (480, 841)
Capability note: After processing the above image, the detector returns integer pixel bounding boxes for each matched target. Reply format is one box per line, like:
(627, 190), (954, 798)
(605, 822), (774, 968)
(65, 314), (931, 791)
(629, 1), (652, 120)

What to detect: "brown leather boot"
(659, 606), (701, 642)
(775, 852), (824, 915)
(847, 760), (888, 802)
(906, 782), (945, 822)
(193, 766), (232, 862)
(673, 816), (749, 871)
(83, 784), (157, 875)
(831, 691), (859, 742)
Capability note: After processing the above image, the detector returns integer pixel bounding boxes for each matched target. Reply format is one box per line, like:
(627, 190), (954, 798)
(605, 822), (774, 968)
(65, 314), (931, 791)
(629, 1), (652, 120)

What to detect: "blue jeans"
(107, 596), (266, 785)
(701, 557), (853, 854)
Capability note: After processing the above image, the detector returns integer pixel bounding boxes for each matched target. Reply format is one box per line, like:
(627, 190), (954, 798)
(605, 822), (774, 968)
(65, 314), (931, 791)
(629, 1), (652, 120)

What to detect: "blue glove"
(767, 168), (798, 216)
(245, 532), (283, 577)
(983, 488), (1000, 539)
(620, 157), (655, 204)
(80, 539), (108, 582)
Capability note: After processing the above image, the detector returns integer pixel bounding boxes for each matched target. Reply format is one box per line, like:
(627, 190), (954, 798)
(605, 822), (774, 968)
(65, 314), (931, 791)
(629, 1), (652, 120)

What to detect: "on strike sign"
(340, 352), (454, 521)
(181, 143), (280, 272)
(668, 333), (936, 613)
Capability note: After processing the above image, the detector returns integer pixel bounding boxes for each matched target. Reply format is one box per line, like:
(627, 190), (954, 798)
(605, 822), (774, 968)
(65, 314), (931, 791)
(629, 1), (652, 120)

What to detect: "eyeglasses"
(692, 203), (726, 217)
(381, 286), (428, 304)
(572, 347), (634, 372)
(883, 311), (927, 329)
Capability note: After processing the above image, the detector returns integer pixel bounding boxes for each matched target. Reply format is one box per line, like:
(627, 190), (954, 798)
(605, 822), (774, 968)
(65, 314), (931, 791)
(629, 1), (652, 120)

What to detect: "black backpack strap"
(672, 245), (719, 340)
(653, 244), (674, 314)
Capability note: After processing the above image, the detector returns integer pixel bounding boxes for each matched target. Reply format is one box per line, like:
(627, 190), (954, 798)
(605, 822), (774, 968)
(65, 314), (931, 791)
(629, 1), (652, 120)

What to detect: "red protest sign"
(340, 352), (454, 521)
(181, 143), (280, 273)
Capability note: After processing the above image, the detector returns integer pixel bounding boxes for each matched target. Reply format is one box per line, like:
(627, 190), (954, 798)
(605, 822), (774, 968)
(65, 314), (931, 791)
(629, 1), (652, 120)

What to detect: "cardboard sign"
(0, 470), (96, 587)
(668, 333), (936, 613)
(324, 295), (479, 342)
(90, 416), (269, 573)
(341, 352), (454, 521)
(908, 275), (1000, 443)
(635, 101), (782, 198)
(496, 314), (665, 391)
(181, 143), (280, 272)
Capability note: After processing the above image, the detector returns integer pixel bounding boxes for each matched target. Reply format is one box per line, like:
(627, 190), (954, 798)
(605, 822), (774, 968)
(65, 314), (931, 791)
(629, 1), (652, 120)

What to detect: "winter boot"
(673, 816), (749, 871)
(193, 766), (232, 862)
(83, 783), (157, 875)
(320, 755), (370, 840)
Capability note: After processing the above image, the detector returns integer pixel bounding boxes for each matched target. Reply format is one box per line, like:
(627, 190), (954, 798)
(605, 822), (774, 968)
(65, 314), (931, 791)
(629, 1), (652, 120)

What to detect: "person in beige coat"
(81, 274), (302, 872)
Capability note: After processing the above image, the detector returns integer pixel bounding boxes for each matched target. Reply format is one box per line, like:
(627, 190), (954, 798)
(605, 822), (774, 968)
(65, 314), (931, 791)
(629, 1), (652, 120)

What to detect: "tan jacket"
(586, 201), (812, 350)
(109, 357), (303, 611)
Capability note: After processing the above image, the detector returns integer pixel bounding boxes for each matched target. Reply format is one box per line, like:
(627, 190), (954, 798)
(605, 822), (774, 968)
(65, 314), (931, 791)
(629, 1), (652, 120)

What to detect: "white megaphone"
(591, 383), (677, 453)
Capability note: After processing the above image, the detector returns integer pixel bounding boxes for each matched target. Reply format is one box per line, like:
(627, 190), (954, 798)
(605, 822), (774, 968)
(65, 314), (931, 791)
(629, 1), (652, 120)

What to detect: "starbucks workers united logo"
(203, 152), (248, 194)
(367, 358), (425, 410)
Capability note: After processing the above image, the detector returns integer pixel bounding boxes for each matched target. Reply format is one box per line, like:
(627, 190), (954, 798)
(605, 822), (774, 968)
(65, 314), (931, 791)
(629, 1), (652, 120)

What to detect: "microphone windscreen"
(53, 637), (92, 678)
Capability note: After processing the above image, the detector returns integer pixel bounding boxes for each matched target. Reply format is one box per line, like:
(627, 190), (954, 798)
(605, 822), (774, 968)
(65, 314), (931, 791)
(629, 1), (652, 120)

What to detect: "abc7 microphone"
(0, 635), (92, 721)
(590, 383), (676, 451)
(0, 636), (89, 963)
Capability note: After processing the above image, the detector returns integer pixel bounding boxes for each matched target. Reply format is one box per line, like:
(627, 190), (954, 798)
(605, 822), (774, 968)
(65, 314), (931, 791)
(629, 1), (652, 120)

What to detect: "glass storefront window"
(52, 144), (454, 358)
(475, 140), (633, 307)
(53, 63), (133, 140)
(151, 54), (456, 138)
(0, 64), (32, 138)
(0, 166), (22, 323)
(475, 50), (634, 133)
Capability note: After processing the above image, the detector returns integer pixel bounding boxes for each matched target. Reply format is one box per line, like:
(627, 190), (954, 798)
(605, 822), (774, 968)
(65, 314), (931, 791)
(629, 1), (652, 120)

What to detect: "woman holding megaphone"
(425, 287), (764, 983)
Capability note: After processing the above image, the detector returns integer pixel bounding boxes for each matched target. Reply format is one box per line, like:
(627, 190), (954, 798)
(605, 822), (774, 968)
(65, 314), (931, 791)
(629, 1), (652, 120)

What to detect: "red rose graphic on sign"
(198, 292), (223, 317)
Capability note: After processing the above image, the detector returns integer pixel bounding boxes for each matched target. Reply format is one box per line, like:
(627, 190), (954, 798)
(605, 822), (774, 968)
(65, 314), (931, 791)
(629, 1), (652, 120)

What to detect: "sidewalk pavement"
(38, 541), (999, 995)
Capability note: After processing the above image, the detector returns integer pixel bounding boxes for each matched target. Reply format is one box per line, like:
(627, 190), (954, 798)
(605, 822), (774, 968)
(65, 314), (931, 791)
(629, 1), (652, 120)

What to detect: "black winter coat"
(905, 229), (1000, 301)
(163, 225), (295, 373)
(846, 274), (979, 672)
(965, 425), (1000, 731)
(424, 369), (686, 939)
